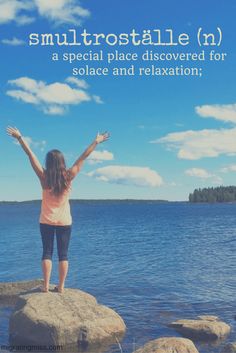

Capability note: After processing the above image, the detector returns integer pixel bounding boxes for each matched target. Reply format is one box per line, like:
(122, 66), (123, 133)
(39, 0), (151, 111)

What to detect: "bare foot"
(41, 286), (49, 293)
(54, 286), (64, 294)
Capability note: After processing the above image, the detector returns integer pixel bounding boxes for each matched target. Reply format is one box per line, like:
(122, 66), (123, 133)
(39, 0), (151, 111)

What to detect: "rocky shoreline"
(0, 280), (235, 353)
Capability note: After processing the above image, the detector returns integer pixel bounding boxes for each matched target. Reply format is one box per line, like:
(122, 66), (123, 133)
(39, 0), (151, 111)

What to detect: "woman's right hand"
(6, 126), (22, 139)
(95, 131), (110, 144)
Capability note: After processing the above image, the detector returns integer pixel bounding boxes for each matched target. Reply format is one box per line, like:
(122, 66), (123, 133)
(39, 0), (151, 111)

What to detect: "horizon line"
(0, 198), (188, 203)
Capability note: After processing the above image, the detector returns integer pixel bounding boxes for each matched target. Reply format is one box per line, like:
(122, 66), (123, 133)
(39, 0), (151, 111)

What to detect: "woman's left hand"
(6, 126), (22, 139)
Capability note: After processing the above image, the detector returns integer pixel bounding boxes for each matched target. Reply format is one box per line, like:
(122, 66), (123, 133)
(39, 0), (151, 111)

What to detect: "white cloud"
(196, 104), (236, 123)
(2, 37), (25, 45)
(221, 164), (236, 173)
(169, 182), (176, 186)
(14, 136), (46, 151)
(156, 128), (236, 160)
(66, 77), (89, 89)
(0, 0), (89, 26)
(92, 95), (104, 104)
(212, 176), (223, 185)
(7, 90), (39, 104)
(35, 0), (90, 25)
(8, 77), (45, 92)
(16, 14), (34, 25)
(0, 0), (34, 25)
(7, 76), (102, 115)
(155, 103), (236, 160)
(185, 168), (212, 179)
(87, 150), (114, 165)
(36, 82), (91, 105)
(87, 165), (163, 187)
(43, 105), (66, 115)
(185, 168), (222, 184)
(65, 78), (103, 103)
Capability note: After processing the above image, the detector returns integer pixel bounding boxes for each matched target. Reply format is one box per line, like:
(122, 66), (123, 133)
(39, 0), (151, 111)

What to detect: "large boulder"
(0, 279), (43, 305)
(169, 315), (230, 341)
(221, 342), (236, 353)
(9, 288), (126, 351)
(133, 337), (199, 353)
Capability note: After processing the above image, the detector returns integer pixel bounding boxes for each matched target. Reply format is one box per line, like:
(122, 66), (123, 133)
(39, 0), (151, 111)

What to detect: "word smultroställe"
(29, 28), (190, 47)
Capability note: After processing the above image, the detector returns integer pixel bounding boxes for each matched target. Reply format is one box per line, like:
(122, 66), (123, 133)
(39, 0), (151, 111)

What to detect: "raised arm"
(69, 131), (109, 179)
(6, 126), (44, 181)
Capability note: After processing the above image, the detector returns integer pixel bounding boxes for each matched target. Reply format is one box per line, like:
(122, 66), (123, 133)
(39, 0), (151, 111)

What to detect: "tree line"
(189, 186), (236, 203)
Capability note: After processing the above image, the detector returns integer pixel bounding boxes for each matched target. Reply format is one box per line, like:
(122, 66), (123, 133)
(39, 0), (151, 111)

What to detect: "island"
(189, 186), (236, 203)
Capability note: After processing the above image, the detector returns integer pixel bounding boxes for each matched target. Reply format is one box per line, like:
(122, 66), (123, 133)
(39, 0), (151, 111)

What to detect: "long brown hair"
(44, 150), (70, 196)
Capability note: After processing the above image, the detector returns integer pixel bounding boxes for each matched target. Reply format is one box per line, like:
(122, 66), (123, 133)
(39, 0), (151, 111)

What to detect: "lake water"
(0, 201), (236, 353)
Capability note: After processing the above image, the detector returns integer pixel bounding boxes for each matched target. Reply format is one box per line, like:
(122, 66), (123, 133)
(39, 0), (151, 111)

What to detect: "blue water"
(1, 201), (236, 353)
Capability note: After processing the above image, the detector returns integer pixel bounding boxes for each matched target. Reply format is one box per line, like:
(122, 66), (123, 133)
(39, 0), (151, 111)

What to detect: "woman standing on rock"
(7, 126), (109, 293)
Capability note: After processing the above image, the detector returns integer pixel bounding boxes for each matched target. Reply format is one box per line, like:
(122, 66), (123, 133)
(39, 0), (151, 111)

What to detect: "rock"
(169, 316), (230, 341)
(0, 279), (43, 305)
(197, 315), (219, 321)
(9, 288), (126, 351)
(133, 337), (199, 353)
(221, 342), (236, 353)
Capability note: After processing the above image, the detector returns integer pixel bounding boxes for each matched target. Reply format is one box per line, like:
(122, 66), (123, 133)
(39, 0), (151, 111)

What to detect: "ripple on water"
(1, 202), (236, 353)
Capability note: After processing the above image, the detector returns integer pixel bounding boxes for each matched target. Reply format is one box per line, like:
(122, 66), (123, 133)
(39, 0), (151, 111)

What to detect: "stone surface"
(133, 337), (199, 353)
(197, 315), (219, 322)
(169, 316), (230, 341)
(9, 287), (126, 351)
(221, 342), (236, 353)
(0, 279), (43, 305)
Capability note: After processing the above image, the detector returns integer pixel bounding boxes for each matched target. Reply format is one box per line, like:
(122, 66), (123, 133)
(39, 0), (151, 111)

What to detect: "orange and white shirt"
(39, 183), (72, 226)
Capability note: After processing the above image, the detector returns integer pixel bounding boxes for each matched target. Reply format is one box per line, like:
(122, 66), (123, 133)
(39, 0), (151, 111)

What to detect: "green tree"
(189, 186), (236, 203)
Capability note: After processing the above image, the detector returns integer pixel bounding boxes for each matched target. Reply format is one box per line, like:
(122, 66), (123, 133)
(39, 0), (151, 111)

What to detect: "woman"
(7, 126), (109, 293)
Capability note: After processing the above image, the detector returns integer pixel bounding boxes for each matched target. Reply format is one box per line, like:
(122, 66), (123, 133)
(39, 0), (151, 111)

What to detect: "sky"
(0, 0), (236, 201)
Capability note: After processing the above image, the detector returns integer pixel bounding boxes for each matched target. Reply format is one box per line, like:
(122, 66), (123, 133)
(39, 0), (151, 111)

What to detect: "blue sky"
(0, 0), (236, 201)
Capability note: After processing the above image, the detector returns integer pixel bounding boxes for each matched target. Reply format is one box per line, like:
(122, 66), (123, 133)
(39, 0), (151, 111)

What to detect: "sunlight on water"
(1, 201), (236, 353)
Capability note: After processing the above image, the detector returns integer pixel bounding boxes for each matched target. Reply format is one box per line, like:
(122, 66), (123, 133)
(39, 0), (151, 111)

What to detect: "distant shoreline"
(0, 199), (172, 204)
